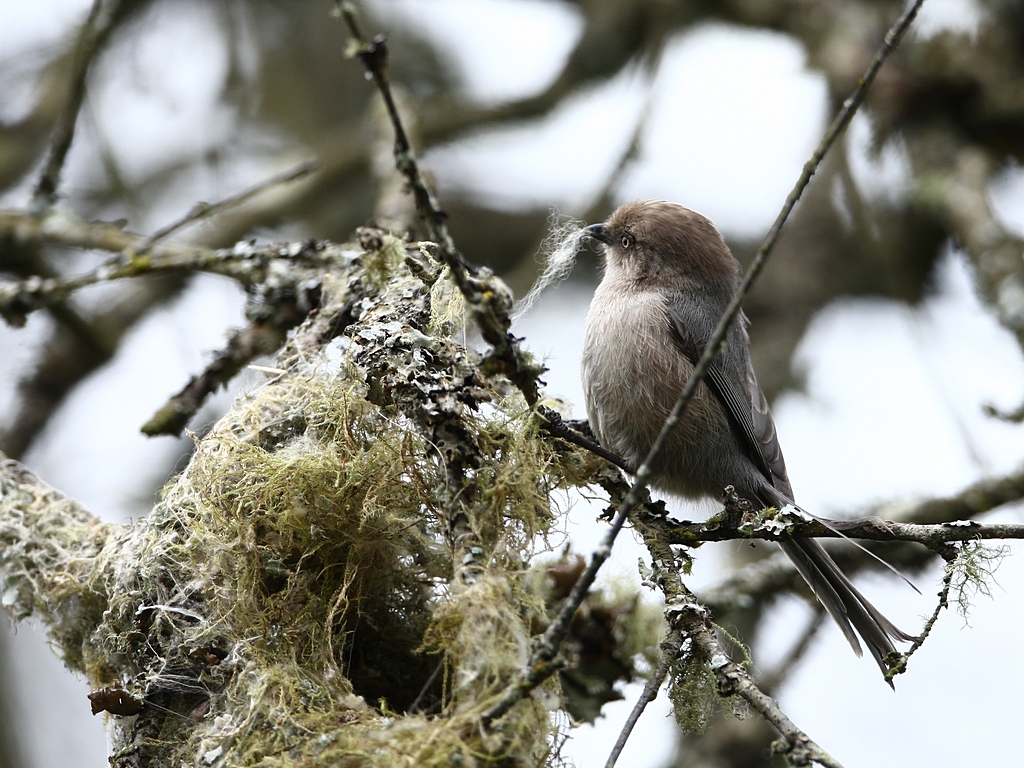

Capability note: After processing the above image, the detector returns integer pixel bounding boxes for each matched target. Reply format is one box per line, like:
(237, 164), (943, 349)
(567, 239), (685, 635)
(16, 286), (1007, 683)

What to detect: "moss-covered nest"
(65, 237), (612, 768)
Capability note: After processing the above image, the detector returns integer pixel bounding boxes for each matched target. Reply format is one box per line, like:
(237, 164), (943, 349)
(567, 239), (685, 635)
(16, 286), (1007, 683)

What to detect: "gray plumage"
(581, 200), (913, 678)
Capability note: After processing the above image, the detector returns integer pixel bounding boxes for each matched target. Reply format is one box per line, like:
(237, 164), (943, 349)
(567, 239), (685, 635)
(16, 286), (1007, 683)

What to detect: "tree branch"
(660, 507), (1024, 548)
(635, 515), (844, 768)
(0, 209), (347, 325)
(604, 630), (679, 768)
(134, 159), (319, 254)
(30, 0), (130, 211)
(699, 464), (1024, 618)
(885, 545), (958, 684)
(140, 318), (293, 437)
(337, 1), (545, 406)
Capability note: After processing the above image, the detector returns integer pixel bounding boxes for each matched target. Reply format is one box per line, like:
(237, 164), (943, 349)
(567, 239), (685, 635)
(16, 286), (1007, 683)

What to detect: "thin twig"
(0, 211), (344, 326)
(140, 317), (299, 437)
(336, 1), (545, 405)
(482, 0), (928, 727)
(337, 6), (449, 251)
(604, 631), (680, 768)
(885, 546), (959, 683)
(699, 462), (1024, 617)
(480, 475), (654, 726)
(727, 657), (844, 768)
(30, 0), (128, 212)
(538, 407), (630, 472)
(134, 159), (319, 253)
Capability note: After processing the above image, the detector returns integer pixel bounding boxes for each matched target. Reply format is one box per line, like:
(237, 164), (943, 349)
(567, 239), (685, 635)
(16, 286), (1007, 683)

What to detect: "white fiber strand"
(511, 211), (587, 323)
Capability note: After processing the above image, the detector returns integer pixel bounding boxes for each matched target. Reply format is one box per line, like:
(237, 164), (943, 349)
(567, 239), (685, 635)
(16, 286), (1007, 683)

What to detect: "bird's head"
(584, 200), (738, 288)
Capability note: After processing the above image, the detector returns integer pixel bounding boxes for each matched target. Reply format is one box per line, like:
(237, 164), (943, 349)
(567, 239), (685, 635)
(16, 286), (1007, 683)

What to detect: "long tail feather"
(778, 538), (916, 684)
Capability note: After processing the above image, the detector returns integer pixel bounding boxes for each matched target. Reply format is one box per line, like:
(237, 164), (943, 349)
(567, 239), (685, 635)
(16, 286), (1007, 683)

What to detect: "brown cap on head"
(585, 200), (738, 287)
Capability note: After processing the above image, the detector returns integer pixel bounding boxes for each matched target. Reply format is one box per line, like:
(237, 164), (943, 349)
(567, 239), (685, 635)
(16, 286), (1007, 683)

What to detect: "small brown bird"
(581, 199), (913, 677)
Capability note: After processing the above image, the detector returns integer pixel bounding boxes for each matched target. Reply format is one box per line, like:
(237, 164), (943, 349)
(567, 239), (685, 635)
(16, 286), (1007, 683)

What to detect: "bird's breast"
(581, 280), (726, 489)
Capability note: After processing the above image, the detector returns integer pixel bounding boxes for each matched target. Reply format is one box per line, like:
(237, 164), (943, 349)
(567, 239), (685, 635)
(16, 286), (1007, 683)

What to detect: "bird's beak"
(583, 223), (612, 245)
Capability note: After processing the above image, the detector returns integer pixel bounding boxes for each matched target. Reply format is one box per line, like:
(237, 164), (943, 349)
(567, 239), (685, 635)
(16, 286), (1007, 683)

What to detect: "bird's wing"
(665, 291), (793, 498)
(739, 354), (793, 498)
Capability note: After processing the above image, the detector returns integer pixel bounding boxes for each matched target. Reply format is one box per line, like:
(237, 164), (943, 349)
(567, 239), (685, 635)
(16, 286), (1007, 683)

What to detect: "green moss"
(428, 267), (466, 336)
(91, 347), (572, 764)
(668, 639), (718, 735)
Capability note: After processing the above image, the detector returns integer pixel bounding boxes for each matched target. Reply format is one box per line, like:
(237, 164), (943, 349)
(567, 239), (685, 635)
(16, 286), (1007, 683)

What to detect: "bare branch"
(140, 319), (293, 437)
(0, 205), (355, 439)
(1, 208), (143, 257)
(134, 159), (319, 254)
(885, 546), (957, 684)
(660, 507), (1024, 548)
(0, 272), (187, 458)
(699, 464), (1024, 619)
(538, 407), (631, 473)
(30, 0), (130, 211)
(0, 209), (349, 326)
(336, 1), (545, 406)
(604, 631), (679, 768)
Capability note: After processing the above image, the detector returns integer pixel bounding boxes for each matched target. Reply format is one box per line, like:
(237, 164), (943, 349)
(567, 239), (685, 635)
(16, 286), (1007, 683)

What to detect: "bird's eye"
(620, 234), (634, 249)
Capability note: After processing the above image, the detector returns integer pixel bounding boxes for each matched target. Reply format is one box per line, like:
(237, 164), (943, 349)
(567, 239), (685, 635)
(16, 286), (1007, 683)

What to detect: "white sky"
(2, 1), (1023, 767)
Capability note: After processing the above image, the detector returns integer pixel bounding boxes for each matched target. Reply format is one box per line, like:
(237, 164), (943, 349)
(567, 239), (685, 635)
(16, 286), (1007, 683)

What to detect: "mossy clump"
(0, 462), (112, 673)
(85, 241), (582, 767)
(668, 637), (719, 735)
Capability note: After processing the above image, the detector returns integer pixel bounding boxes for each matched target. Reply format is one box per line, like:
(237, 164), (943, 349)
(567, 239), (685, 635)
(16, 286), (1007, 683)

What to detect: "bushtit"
(581, 199), (913, 676)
